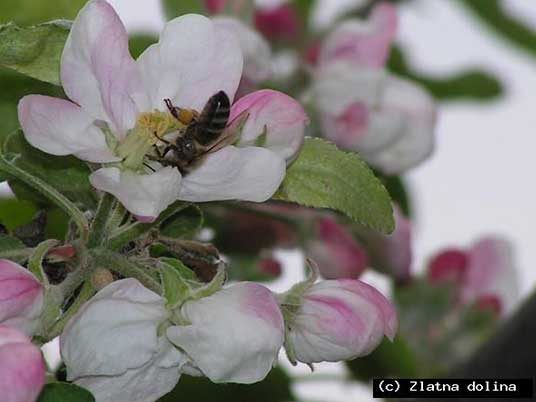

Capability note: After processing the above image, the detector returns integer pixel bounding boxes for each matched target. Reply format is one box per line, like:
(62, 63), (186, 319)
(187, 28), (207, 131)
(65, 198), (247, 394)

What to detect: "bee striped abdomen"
(195, 91), (230, 145)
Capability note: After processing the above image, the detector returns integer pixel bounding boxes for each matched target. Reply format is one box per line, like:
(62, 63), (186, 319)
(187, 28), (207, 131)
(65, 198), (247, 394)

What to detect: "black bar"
(372, 378), (533, 399)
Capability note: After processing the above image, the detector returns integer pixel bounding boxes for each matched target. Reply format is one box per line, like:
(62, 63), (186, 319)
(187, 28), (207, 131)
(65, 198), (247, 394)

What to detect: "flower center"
(116, 110), (186, 170)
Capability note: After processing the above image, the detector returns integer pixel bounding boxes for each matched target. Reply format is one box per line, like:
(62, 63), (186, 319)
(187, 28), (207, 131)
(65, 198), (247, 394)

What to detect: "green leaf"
(347, 336), (418, 382)
(159, 259), (194, 307)
(0, 197), (38, 229)
(159, 257), (197, 281)
(388, 46), (503, 101)
(0, 20), (71, 85)
(0, 0), (86, 25)
(0, 233), (28, 262)
(162, 0), (207, 20)
(376, 173), (411, 217)
(160, 204), (203, 238)
(36, 382), (95, 402)
(0, 67), (64, 159)
(3, 130), (95, 208)
(273, 138), (394, 234)
(158, 367), (295, 402)
(129, 34), (158, 59)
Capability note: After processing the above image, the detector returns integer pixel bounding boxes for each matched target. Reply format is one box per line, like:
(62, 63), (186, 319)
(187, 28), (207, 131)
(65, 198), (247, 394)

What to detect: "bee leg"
(143, 162), (156, 172)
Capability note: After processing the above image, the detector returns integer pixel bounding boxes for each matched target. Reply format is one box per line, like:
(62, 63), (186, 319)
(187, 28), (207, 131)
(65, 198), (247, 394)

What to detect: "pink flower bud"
(0, 259), (44, 336)
(255, 4), (299, 42)
(427, 249), (468, 285)
(308, 217), (368, 279)
(205, 0), (227, 14)
(285, 279), (397, 364)
(258, 258), (282, 278)
(0, 325), (46, 402)
(462, 236), (517, 315)
(317, 2), (398, 69)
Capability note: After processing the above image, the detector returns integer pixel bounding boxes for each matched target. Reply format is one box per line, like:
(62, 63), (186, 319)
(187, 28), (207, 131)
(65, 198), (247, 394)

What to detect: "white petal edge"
(179, 146), (285, 203)
(18, 95), (119, 163)
(89, 167), (182, 221)
(60, 279), (169, 379)
(137, 14), (243, 111)
(61, 0), (148, 137)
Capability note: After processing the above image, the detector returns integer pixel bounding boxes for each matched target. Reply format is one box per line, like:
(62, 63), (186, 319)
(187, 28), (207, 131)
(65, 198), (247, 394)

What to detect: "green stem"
(46, 281), (95, 339)
(0, 155), (89, 240)
(87, 193), (115, 248)
(105, 201), (127, 233)
(0, 247), (33, 260)
(28, 239), (59, 283)
(95, 249), (161, 293)
(57, 242), (92, 299)
(108, 201), (188, 250)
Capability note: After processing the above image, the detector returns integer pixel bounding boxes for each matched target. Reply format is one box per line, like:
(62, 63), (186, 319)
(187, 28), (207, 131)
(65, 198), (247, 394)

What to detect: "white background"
(21, 0), (536, 400)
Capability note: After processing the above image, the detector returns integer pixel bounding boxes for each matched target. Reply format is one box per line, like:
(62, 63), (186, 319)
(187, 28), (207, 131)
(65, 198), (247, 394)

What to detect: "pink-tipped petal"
(0, 326), (46, 402)
(462, 236), (518, 315)
(179, 145), (285, 203)
(308, 216), (369, 279)
(230, 89), (308, 162)
(318, 2), (397, 68)
(18, 95), (119, 163)
(137, 14), (243, 111)
(0, 259), (44, 336)
(61, 0), (148, 137)
(89, 167), (182, 221)
(167, 282), (284, 384)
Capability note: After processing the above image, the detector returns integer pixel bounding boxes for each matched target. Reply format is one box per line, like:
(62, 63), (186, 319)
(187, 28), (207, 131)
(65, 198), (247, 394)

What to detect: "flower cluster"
(308, 3), (437, 174)
(18, 0), (308, 222)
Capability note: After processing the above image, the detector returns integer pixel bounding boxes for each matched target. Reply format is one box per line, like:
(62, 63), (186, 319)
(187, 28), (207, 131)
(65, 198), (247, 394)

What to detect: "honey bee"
(150, 91), (235, 173)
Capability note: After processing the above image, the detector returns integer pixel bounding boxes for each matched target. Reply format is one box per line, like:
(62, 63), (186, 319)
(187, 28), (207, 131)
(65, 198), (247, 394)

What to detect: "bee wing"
(205, 109), (250, 154)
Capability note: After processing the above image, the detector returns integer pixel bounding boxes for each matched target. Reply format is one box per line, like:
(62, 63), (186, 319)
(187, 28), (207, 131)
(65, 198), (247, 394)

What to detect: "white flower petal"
(18, 95), (118, 163)
(137, 14), (243, 111)
(75, 338), (184, 402)
(179, 146), (285, 203)
(89, 167), (182, 221)
(213, 16), (272, 83)
(312, 62), (385, 115)
(61, 279), (169, 379)
(230, 89), (308, 162)
(363, 76), (436, 174)
(61, 0), (148, 137)
(167, 282), (284, 383)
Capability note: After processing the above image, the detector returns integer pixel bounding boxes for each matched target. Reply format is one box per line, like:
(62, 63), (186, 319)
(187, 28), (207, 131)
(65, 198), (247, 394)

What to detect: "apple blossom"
(18, 0), (307, 221)
(213, 16), (272, 84)
(0, 259), (44, 336)
(307, 216), (368, 279)
(311, 3), (436, 174)
(427, 236), (518, 316)
(0, 325), (46, 402)
(167, 282), (284, 383)
(282, 279), (397, 364)
(61, 279), (186, 402)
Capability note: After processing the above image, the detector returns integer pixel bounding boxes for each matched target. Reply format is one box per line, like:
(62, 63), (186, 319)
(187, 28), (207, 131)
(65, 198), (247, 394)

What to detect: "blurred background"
(2, 0), (536, 400)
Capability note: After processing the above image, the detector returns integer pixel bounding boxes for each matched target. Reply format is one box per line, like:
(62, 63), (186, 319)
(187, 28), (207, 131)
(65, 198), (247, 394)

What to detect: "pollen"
(136, 110), (185, 144)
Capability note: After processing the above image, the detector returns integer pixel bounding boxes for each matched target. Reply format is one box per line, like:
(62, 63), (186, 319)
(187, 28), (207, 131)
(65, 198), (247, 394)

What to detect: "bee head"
(173, 135), (196, 163)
